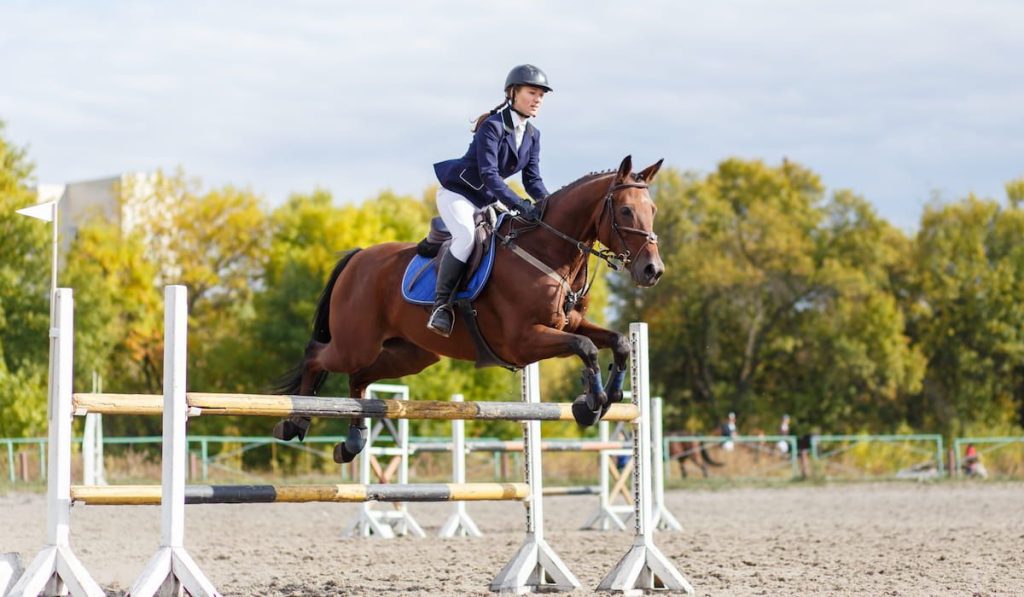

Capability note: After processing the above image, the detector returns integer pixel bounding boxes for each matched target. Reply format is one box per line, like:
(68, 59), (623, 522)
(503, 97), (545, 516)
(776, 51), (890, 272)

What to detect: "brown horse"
(272, 156), (665, 463)
(667, 435), (723, 478)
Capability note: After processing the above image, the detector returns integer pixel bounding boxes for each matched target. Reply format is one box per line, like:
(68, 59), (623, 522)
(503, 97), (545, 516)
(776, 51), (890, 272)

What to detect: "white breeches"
(436, 186), (479, 263)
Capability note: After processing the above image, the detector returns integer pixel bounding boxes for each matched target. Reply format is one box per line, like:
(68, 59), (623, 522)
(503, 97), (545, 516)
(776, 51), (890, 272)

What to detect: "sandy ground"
(2, 482), (1022, 596)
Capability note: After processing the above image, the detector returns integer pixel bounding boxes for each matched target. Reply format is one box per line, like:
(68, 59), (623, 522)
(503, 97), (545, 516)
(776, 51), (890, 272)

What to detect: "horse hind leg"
(272, 341), (330, 442)
(333, 339), (440, 464)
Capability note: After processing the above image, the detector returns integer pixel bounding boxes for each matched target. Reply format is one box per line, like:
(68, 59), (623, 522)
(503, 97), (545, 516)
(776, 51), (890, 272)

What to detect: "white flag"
(16, 201), (57, 222)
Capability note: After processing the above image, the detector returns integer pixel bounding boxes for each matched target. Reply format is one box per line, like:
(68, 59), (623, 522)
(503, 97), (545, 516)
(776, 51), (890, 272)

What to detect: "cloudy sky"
(2, 1), (1022, 229)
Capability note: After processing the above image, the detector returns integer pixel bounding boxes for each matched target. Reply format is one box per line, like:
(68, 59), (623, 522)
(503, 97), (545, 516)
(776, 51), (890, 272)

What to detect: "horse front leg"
(572, 319), (631, 407)
(513, 325), (607, 427)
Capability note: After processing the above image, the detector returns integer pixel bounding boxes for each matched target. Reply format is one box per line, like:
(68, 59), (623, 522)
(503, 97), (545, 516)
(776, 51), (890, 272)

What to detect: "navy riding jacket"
(434, 106), (549, 209)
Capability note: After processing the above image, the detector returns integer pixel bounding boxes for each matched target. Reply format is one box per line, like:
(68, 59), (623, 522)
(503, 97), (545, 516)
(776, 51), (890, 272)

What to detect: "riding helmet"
(504, 64), (553, 93)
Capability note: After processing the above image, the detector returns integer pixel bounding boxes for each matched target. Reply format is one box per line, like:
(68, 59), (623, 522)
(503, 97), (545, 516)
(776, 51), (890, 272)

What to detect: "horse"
(272, 156), (666, 463)
(667, 435), (723, 478)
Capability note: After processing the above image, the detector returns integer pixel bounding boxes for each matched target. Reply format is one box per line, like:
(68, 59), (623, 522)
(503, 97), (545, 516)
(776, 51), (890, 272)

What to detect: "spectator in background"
(962, 443), (988, 479)
(721, 412), (738, 451)
(777, 414), (791, 454)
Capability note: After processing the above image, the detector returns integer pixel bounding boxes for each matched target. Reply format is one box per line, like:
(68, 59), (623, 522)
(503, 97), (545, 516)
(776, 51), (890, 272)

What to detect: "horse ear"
(616, 155), (633, 182)
(637, 158), (664, 183)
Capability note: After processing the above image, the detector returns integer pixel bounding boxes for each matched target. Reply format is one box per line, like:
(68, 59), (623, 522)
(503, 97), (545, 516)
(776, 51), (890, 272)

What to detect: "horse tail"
(701, 443), (723, 467)
(311, 249), (361, 343)
(273, 249), (362, 395)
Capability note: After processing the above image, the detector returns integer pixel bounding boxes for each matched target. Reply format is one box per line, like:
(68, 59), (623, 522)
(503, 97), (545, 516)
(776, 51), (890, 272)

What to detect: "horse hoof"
(605, 388), (624, 404)
(584, 389), (607, 412)
(572, 395), (601, 427)
(333, 442), (360, 463)
(273, 419), (306, 442)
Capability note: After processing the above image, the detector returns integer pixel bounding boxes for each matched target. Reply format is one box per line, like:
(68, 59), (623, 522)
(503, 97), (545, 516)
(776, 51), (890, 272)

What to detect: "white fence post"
(651, 397), (682, 531)
(439, 394), (483, 537)
(130, 285), (219, 597)
(491, 362), (580, 592)
(8, 289), (105, 597)
(598, 323), (693, 593)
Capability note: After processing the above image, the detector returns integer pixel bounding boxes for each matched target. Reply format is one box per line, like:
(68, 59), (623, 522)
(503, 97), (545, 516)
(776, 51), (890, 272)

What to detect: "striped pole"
(73, 392), (641, 422)
(70, 483), (529, 506)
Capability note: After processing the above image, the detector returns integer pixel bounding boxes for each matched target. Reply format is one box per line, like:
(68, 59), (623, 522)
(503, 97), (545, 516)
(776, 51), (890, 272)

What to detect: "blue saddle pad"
(401, 219), (502, 306)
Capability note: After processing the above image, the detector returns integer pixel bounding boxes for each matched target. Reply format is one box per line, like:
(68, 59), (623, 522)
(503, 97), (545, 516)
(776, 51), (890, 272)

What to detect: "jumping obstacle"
(9, 286), (693, 595)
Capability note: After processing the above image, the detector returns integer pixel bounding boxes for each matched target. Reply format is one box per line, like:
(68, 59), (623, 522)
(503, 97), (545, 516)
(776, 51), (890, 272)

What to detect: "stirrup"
(427, 305), (455, 337)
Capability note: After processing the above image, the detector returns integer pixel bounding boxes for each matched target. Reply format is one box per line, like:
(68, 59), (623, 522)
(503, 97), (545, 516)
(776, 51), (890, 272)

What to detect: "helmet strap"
(507, 86), (532, 119)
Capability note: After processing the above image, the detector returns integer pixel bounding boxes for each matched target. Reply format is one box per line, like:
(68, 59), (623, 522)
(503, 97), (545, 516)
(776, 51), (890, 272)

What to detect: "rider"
(427, 64), (553, 337)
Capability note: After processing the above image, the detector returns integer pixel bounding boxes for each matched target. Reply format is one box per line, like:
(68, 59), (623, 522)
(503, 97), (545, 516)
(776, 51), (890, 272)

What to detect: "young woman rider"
(428, 64), (553, 337)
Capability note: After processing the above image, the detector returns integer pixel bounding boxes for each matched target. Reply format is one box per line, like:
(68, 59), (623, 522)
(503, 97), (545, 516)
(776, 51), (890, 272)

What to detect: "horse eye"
(620, 206), (633, 217)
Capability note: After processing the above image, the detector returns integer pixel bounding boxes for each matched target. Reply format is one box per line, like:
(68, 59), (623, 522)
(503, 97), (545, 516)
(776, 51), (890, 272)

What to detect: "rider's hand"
(516, 200), (540, 222)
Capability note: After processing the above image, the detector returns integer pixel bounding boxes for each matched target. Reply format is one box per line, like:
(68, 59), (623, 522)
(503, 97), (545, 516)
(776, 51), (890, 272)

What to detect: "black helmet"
(504, 64), (553, 93)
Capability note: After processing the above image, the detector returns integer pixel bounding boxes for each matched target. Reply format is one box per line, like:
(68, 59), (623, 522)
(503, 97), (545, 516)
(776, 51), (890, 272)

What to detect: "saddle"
(414, 208), (497, 283)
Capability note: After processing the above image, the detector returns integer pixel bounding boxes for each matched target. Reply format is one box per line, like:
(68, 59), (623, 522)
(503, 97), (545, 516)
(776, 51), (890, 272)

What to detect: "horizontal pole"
(72, 393), (640, 422)
(70, 482), (529, 505)
(412, 440), (631, 453)
(542, 485), (600, 496)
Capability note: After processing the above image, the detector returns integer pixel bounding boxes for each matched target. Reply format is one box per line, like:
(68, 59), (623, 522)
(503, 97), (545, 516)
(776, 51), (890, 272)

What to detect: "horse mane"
(544, 169), (615, 204)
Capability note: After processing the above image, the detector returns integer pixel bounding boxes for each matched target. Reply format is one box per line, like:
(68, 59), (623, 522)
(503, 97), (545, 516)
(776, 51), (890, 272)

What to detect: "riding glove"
(514, 200), (540, 222)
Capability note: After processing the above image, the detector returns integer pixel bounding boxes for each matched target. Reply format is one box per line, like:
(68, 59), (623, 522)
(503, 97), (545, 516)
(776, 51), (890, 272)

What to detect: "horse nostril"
(644, 263), (662, 282)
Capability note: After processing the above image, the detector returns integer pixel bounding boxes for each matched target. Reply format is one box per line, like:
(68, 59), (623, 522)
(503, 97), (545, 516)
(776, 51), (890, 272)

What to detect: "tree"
(615, 159), (922, 433)
(907, 192), (1024, 435)
(0, 121), (50, 437)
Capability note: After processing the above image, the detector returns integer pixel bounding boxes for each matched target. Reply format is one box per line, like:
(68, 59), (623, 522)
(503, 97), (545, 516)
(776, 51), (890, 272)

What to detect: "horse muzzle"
(630, 252), (665, 288)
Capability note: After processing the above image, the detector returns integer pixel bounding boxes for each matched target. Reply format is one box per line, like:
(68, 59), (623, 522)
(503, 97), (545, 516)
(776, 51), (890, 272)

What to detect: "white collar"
(511, 109), (529, 130)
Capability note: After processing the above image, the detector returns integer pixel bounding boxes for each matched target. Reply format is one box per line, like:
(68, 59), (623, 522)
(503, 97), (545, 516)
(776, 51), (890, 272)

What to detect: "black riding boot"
(427, 252), (468, 337)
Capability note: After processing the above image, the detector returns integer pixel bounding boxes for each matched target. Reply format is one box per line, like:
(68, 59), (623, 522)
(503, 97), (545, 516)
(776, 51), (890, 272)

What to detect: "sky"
(2, 1), (1022, 231)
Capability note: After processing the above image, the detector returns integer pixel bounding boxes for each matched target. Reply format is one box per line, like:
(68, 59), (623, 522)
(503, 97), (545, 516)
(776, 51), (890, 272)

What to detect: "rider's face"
(512, 85), (546, 117)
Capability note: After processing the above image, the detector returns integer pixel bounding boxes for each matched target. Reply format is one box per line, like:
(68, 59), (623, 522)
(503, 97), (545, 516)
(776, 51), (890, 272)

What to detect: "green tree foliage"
(614, 159), (924, 433)
(0, 122), (50, 437)
(906, 193), (1024, 435)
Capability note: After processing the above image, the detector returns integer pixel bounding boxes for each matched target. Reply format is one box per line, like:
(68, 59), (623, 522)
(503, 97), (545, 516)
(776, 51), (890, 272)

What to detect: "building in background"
(34, 172), (163, 262)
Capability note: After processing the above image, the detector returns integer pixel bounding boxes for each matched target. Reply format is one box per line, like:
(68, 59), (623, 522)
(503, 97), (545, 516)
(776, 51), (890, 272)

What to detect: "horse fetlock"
(604, 363), (626, 403)
(333, 424), (368, 463)
(580, 367), (607, 410)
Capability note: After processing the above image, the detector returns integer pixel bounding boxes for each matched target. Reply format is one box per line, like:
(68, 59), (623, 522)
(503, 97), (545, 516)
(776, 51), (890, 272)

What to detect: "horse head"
(597, 155), (665, 287)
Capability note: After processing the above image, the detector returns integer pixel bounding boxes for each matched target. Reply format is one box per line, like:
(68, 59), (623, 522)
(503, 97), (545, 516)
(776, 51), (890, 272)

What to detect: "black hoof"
(572, 395), (602, 427)
(272, 418), (308, 442)
(334, 442), (360, 463)
(333, 425), (368, 463)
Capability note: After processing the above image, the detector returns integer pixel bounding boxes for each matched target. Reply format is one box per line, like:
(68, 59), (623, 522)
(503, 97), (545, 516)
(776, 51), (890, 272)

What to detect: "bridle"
(525, 176), (659, 272)
(497, 173), (659, 318)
